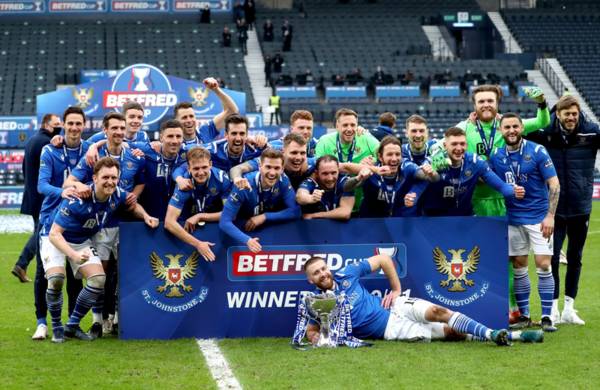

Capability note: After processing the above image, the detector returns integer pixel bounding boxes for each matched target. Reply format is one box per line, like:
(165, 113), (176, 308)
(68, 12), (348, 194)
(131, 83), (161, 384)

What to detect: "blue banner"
(376, 85), (420, 98)
(0, 186), (24, 208)
(120, 217), (508, 339)
(0, 117), (37, 148)
(430, 84), (460, 98)
(80, 69), (118, 84)
(325, 86), (367, 99)
(37, 63), (246, 132)
(110, 0), (167, 12)
(276, 86), (317, 99)
(0, 0), (229, 14)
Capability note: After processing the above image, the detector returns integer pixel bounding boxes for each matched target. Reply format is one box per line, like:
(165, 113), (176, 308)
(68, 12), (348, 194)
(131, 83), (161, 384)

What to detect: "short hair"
(41, 113), (57, 127)
(303, 256), (325, 273)
(378, 135), (402, 157)
(173, 101), (194, 118)
(186, 147), (211, 163)
(102, 112), (126, 129)
(93, 156), (120, 175)
(283, 132), (307, 148)
(160, 119), (183, 133)
(62, 106), (86, 123)
(335, 108), (358, 122)
(471, 84), (503, 103)
(405, 114), (428, 129)
(224, 113), (249, 132)
(290, 110), (313, 125)
(556, 94), (581, 113)
(499, 112), (523, 126)
(444, 127), (466, 138)
(122, 101), (144, 115)
(379, 112), (396, 128)
(260, 148), (284, 163)
(315, 155), (339, 170)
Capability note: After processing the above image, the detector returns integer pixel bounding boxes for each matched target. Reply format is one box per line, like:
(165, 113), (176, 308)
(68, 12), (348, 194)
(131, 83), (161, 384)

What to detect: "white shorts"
(383, 296), (445, 341)
(508, 223), (553, 256)
(93, 227), (119, 261)
(39, 235), (102, 279)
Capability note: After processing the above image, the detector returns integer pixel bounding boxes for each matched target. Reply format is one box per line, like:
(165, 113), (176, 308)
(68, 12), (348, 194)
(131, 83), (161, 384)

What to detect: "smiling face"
(444, 134), (467, 165)
(93, 166), (119, 198)
(305, 258), (334, 291)
(105, 118), (126, 148)
(225, 122), (248, 156)
(63, 113), (85, 145)
(259, 157), (284, 188)
(500, 117), (524, 147)
(188, 157), (212, 185)
(283, 141), (307, 173)
(160, 127), (184, 157)
(291, 118), (314, 142)
(336, 114), (357, 144)
(405, 121), (428, 151)
(315, 160), (339, 190)
(175, 107), (198, 139)
(124, 108), (144, 137)
(557, 104), (580, 132)
(378, 143), (402, 175)
(474, 91), (499, 123)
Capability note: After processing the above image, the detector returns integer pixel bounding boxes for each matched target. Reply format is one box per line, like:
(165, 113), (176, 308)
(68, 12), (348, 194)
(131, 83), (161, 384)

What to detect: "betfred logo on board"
(103, 64), (178, 124)
(227, 244), (406, 282)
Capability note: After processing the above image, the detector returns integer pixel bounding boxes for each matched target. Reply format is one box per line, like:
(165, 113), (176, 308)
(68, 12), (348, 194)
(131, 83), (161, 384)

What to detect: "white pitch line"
(196, 339), (242, 390)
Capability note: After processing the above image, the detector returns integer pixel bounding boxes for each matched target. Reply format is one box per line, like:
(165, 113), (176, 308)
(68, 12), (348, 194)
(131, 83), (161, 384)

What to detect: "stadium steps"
(525, 70), (559, 107)
(422, 25), (455, 60)
(487, 11), (522, 53)
(243, 28), (271, 118)
(540, 58), (599, 123)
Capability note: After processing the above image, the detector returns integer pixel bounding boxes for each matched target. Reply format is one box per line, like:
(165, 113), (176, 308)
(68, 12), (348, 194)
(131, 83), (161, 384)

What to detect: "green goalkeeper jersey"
(457, 107), (550, 201)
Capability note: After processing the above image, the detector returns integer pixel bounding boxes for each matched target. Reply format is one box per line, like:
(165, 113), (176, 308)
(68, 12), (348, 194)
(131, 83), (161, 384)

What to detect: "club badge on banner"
(119, 217), (509, 340)
(37, 63), (245, 132)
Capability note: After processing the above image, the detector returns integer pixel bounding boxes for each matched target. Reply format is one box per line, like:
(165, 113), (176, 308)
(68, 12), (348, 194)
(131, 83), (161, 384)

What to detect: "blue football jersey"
(168, 167), (232, 217)
(38, 142), (90, 232)
(322, 260), (390, 339)
(298, 175), (353, 214)
(47, 186), (128, 244)
(133, 142), (188, 220)
(182, 120), (221, 147)
(245, 156), (316, 190)
(401, 139), (438, 166)
(219, 171), (299, 243)
(205, 139), (265, 171)
(359, 163), (420, 217)
(489, 140), (557, 225)
(70, 145), (145, 192)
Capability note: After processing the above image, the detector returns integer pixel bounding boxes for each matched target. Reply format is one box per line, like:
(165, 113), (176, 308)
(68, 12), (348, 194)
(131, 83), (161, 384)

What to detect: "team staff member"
(12, 113), (61, 284)
(489, 113), (560, 332)
(219, 149), (300, 253)
(165, 147), (231, 261)
(174, 77), (239, 147)
(296, 155), (354, 221)
(527, 95), (600, 325)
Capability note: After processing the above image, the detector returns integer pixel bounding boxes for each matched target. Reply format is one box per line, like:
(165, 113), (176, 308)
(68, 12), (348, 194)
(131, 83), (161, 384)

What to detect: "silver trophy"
(132, 67), (151, 91)
(305, 292), (338, 348)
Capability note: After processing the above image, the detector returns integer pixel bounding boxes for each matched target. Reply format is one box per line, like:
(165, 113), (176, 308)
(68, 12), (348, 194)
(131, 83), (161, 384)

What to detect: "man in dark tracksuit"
(527, 95), (599, 326)
(370, 112), (401, 142)
(12, 114), (61, 283)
